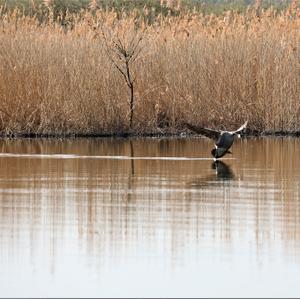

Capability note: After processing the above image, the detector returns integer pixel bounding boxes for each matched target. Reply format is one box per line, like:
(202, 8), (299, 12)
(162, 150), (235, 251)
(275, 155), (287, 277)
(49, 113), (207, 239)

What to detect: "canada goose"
(184, 121), (248, 159)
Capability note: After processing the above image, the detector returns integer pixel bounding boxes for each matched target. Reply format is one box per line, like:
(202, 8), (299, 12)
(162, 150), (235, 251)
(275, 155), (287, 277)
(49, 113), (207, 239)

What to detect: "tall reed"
(0, 2), (299, 136)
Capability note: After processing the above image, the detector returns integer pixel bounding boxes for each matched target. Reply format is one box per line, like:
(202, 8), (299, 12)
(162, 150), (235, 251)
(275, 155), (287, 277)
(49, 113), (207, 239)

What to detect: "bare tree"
(101, 26), (145, 130)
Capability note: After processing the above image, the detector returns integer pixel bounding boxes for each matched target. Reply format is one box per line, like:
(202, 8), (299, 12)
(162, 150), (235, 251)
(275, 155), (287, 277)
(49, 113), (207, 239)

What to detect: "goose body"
(185, 121), (248, 159)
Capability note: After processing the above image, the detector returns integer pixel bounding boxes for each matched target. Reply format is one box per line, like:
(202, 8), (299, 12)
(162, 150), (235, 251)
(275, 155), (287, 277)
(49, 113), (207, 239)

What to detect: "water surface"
(0, 137), (300, 297)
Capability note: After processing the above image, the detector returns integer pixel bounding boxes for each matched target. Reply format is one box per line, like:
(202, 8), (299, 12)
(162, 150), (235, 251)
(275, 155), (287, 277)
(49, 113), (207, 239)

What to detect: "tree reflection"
(126, 140), (135, 201)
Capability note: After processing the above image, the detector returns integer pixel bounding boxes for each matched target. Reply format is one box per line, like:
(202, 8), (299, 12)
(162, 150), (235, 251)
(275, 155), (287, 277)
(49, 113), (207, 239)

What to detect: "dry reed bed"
(0, 5), (299, 136)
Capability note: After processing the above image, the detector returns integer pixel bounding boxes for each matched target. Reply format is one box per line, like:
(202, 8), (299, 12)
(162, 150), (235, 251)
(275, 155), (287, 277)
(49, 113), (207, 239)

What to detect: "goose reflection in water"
(212, 160), (235, 180)
(187, 160), (235, 189)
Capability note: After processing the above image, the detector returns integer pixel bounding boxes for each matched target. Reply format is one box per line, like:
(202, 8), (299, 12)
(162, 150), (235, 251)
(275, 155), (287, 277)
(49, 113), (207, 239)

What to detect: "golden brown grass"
(0, 2), (299, 136)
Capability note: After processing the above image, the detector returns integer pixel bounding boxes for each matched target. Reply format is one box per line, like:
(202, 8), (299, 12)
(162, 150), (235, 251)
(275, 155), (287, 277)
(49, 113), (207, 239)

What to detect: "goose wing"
(184, 122), (221, 141)
(228, 121), (248, 134)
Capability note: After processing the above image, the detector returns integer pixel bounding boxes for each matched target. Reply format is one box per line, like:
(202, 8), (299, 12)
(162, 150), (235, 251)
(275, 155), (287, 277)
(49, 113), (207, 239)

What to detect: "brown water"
(0, 137), (300, 298)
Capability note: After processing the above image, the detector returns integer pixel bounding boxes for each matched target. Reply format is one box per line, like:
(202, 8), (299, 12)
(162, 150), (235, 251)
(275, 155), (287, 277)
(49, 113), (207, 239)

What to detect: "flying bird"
(184, 121), (248, 159)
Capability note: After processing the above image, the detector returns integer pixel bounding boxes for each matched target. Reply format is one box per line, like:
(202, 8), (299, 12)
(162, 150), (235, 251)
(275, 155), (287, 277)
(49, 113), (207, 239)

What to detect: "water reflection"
(212, 160), (235, 180)
(0, 138), (300, 297)
(187, 160), (235, 188)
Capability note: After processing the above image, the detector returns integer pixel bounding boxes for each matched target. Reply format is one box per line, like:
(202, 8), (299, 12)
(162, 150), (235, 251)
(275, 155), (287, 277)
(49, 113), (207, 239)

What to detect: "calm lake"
(0, 137), (300, 297)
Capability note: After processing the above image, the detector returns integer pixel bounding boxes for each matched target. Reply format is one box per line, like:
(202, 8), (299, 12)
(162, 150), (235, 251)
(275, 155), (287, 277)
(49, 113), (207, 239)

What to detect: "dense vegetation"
(0, 0), (293, 17)
(0, 0), (299, 136)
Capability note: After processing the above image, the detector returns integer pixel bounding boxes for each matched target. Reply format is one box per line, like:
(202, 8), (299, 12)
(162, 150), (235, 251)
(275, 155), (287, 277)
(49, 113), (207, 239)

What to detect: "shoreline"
(1, 129), (300, 139)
